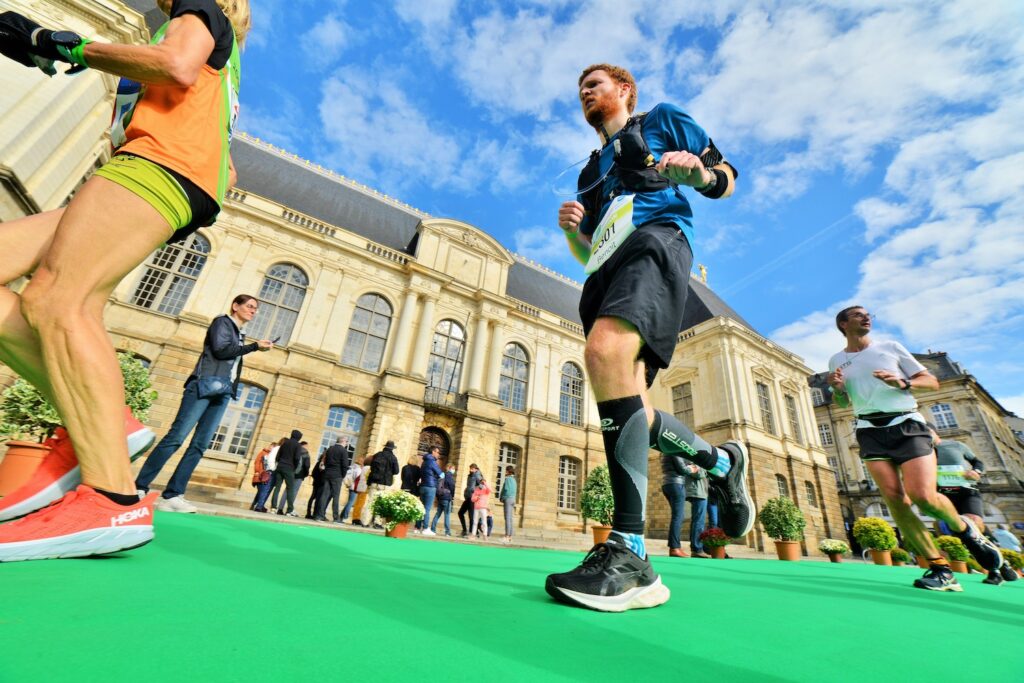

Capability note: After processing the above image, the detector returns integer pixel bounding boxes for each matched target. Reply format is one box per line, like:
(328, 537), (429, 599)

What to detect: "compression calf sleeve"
(597, 396), (650, 536)
(649, 409), (718, 470)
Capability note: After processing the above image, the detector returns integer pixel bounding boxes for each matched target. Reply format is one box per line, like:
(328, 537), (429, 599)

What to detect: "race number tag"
(937, 465), (971, 488)
(584, 195), (637, 275)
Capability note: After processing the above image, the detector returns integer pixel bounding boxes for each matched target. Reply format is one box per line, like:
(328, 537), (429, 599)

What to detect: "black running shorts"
(940, 487), (984, 517)
(857, 419), (934, 464)
(579, 223), (693, 385)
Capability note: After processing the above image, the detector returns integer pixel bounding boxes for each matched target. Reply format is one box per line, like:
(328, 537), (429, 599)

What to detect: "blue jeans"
(689, 498), (710, 552)
(708, 500), (719, 529)
(341, 488), (357, 520)
(252, 479), (273, 510)
(431, 499), (452, 534)
(135, 379), (230, 498)
(418, 486), (437, 529)
(661, 484), (686, 550)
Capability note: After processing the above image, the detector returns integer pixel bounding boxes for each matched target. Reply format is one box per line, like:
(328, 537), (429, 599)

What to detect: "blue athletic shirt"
(577, 102), (710, 246)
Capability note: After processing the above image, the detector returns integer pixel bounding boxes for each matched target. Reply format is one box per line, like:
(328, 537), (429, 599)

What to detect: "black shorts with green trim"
(940, 487), (983, 517)
(856, 419), (933, 465)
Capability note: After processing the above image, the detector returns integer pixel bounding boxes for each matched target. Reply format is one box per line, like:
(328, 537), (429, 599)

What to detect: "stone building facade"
(0, 0), (844, 551)
(809, 352), (1024, 534)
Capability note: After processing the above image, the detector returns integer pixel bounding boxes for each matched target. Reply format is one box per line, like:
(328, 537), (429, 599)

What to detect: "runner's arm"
(558, 200), (592, 265)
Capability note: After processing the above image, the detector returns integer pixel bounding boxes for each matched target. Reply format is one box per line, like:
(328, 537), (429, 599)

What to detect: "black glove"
(0, 11), (88, 76)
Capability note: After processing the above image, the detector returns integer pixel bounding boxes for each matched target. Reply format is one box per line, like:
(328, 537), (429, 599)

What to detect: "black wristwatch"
(901, 378), (911, 391)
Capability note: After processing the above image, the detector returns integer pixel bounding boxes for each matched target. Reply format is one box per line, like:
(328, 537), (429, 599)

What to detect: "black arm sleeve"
(966, 452), (985, 473)
(208, 316), (258, 361)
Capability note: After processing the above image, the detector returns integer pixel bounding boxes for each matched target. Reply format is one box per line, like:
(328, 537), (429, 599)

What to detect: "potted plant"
(935, 535), (970, 573)
(699, 527), (732, 558)
(0, 352), (155, 496)
(758, 496), (806, 561)
(852, 517), (897, 565)
(1001, 549), (1024, 577)
(818, 538), (850, 563)
(890, 547), (910, 566)
(580, 465), (614, 544)
(370, 489), (424, 538)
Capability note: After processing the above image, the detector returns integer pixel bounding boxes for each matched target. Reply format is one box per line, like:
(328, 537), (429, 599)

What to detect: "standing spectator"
(417, 446), (443, 535)
(316, 437), (352, 522)
(361, 441), (399, 528)
(136, 295), (273, 512)
(250, 440), (278, 512)
(305, 449), (327, 519)
(458, 463), (482, 537)
(252, 439), (283, 513)
(500, 466), (518, 544)
(684, 463), (712, 558)
(294, 440), (311, 506)
(344, 456), (367, 524)
(401, 454), (421, 497)
(431, 462), (457, 536)
(992, 524), (1022, 553)
(270, 430), (303, 516)
(660, 454), (689, 558)
(471, 478), (492, 540)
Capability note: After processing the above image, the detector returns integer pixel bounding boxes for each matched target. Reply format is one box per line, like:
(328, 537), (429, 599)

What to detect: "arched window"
(499, 343), (529, 411)
(495, 443), (521, 501)
(559, 362), (584, 426)
(930, 403), (958, 430)
(427, 320), (465, 391)
(865, 502), (893, 520)
(558, 456), (580, 510)
(130, 233), (210, 315)
(804, 481), (818, 508)
(318, 406), (365, 455)
(341, 293), (392, 372)
(811, 387), (825, 406)
(417, 427), (451, 462)
(247, 263), (308, 345)
(209, 383), (267, 456)
(775, 474), (789, 498)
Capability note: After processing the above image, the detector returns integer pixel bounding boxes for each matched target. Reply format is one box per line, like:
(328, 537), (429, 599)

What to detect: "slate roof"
(123, 0), (165, 35)
(507, 259), (583, 324)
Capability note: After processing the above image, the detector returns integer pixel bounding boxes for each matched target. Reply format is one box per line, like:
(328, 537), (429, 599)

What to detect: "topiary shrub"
(852, 517), (897, 550)
(580, 464), (614, 527)
(935, 535), (970, 562)
(890, 547), (910, 563)
(1001, 548), (1024, 571)
(759, 496), (806, 541)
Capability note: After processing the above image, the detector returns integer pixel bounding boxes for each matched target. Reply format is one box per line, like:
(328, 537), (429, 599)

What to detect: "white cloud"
(513, 227), (575, 269)
(393, 0), (457, 30)
(855, 198), (918, 243)
(301, 15), (351, 68)
(998, 395), (1024, 418)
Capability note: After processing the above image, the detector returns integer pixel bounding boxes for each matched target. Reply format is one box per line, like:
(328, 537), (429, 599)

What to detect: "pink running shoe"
(0, 408), (155, 522)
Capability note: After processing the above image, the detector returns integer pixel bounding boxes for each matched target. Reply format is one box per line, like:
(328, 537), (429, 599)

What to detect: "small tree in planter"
(852, 517), (897, 565)
(1001, 549), (1024, 576)
(890, 547), (910, 566)
(759, 496), (806, 561)
(370, 489), (424, 537)
(818, 538), (850, 563)
(0, 353), (156, 495)
(935, 535), (971, 573)
(699, 527), (732, 558)
(580, 465), (614, 544)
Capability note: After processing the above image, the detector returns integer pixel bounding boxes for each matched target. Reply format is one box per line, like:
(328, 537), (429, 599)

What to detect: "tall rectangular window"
(930, 403), (958, 430)
(558, 457), (580, 510)
(785, 394), (802, 443)
(496, 443), (521, 501)
(672, 382), (694, 426)
(818, 423), (834, 446)
(827, 456), (841, 484)
(756, 382), (776, 435)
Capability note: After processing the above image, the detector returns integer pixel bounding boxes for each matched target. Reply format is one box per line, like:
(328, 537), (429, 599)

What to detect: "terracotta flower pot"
(0, 440), (50, 497)
(949, 559), (968, 573)
(591, 524), (612, 545)
(869, 549), (892, 566)
(892, 559), (905, 566)
(711, 546), (727, 559)
(916, 556), (931, 569)
(774, 540), (801, 561)
(827, 553), (843, 563)
(385, 521), (409, 539)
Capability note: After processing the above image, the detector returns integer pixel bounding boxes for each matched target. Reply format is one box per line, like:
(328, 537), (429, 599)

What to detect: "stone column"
(467, 314), (490, 394)
(386, 291), (420, 373)
(409, 297), (436, 379)
(485, 322), (505, 398)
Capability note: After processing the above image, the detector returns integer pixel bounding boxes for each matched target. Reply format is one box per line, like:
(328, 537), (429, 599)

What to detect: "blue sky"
(236, 0), (1024, 413)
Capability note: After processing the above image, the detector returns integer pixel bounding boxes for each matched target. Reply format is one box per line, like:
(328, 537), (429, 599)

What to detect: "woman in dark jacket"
(400, 454), (422, 497)
(135, 294), (272, 512)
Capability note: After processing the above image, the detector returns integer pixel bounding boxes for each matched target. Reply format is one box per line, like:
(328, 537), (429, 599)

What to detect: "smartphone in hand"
(271, 336), (281, 344)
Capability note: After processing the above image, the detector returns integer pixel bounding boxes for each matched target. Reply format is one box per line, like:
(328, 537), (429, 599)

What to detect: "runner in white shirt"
(827, 305), (1003, 592)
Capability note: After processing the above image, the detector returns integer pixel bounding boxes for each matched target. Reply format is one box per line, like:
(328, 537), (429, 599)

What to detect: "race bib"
(584, 195), (637, 275)
(937, 465), (972, 489)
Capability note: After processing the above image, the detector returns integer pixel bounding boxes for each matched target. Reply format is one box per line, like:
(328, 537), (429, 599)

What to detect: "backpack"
(370, 451), (392, 482)
(437, 476), (450, 499)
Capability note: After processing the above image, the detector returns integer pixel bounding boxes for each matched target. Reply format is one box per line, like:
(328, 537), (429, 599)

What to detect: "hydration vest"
(576, 113), (670, 230)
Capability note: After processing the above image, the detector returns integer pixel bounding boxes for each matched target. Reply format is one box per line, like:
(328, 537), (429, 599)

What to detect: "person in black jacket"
(293, 440), (311, 507)
(271, 429), (304, 516)
(136, 295), (273, 513)
(315, 437), (353, 522)
(458, 463), (482, 536)
(306, 448), (327, 519)
(361, 440), (400, 527)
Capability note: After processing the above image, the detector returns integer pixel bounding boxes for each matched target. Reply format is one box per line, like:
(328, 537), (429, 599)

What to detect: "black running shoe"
(913, 564), (962, 592)
(957, 516), (1003, 571)
(708, 441), (754, 538)
(983, 570), (1003, 586)
(545, 538), (670, 612)
(999, 564), (1019, 582)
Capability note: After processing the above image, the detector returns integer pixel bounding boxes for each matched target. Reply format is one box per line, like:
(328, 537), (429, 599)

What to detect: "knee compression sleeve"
(649, 409), (718, 470)
(597, 396), (650, 534)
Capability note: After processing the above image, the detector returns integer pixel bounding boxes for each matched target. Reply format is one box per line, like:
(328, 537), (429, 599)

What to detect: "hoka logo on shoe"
(600, 418), (619, 432)
(661, 430), (698, 457)
(111, 508), (150, 526)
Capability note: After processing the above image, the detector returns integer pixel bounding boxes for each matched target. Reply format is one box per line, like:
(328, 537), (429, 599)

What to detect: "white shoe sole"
(156, 501), (198, 514)
(0, 428), (156, 523)
(556, 576), (671, 612)
(0, 525), (154, 562)
(719, 441), (755, 538)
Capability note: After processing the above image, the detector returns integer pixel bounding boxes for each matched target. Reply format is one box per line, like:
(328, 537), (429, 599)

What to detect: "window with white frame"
(805, 481), (818, 508)
(866, 502), (892, 520)
(209, 383), (266, 456)
(756, 382), (776, 435)
(341, 293), (392, 372)
(827, 456), (841, 484)
(427, 319), (466, 391)
(498, 343), (529, 411)
(495, 443), (521, 501)
(317, 406), (365, 455)
(247, 263), (308, 345)
(558, 456), (580, 510)
(818, 422), (834, 446)
(775, 474), (789, 498)
(930, 403), (958, 430)
(559, 362), (584, 426)
(785, 394), (803, 443)
(811, 387), (825, 406)
(672, 382), (694, 425)
(130, 233), (210, 315)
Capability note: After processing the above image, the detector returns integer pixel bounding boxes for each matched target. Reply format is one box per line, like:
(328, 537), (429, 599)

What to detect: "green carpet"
(1, 514), (1022, 682)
